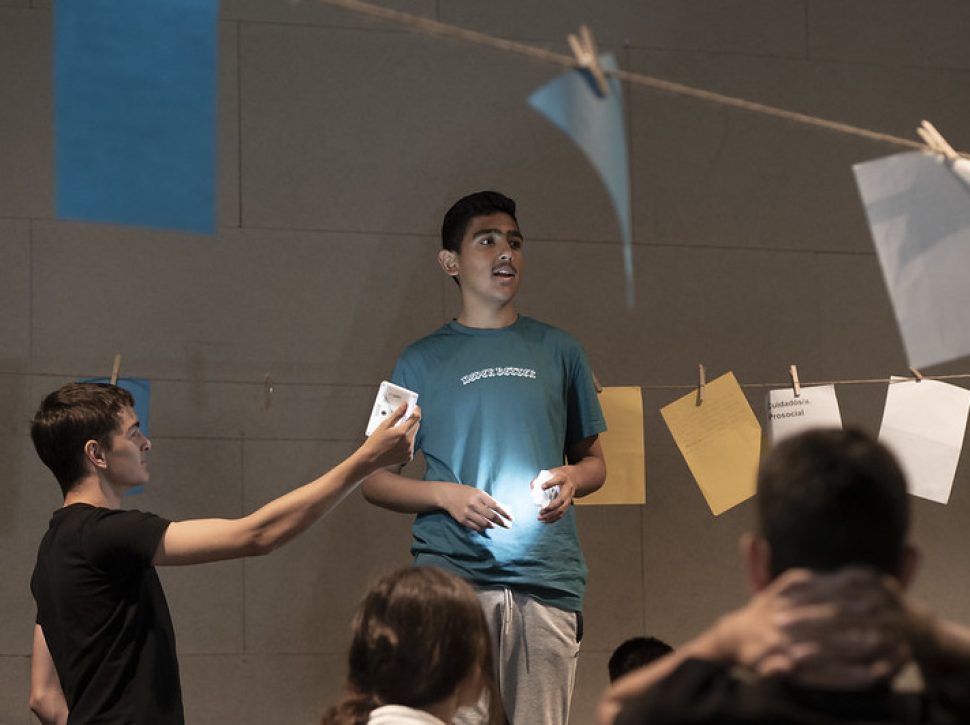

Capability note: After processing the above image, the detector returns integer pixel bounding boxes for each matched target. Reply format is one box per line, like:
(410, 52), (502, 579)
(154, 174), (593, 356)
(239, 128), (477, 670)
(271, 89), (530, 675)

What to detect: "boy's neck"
(63, 476), (123, 510)
(456, 300), (518, 329)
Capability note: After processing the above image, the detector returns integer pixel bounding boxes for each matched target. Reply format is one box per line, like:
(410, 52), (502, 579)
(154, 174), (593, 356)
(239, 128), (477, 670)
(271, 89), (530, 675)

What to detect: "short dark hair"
(757, 428), (909, 579)
(31, 383), (134, 496)
(608, 636), (673, 682)
(441, 190), (517, 253)
(322, 567), (499, 724)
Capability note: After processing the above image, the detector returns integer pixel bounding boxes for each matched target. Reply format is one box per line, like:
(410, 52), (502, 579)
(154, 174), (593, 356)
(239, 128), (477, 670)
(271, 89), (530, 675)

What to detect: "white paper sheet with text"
(766, 384), (843, 445)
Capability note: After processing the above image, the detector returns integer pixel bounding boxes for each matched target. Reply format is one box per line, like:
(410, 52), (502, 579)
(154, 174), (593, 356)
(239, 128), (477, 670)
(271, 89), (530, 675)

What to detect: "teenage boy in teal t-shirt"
(362, 191), (607, 724)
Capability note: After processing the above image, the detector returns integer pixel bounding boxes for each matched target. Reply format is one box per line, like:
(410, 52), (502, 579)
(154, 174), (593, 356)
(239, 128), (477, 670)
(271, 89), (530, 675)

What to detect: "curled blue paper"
(529, 54), (635, 306)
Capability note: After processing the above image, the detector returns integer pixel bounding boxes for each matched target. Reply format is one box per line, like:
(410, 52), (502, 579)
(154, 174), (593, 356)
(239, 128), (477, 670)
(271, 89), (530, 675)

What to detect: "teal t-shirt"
(391, 315), (606, 611)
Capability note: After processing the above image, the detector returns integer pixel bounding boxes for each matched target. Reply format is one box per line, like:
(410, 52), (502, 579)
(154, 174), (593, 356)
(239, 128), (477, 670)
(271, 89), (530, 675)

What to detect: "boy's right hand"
(439, 483), (513, 531)
(361, 403), (420, 470)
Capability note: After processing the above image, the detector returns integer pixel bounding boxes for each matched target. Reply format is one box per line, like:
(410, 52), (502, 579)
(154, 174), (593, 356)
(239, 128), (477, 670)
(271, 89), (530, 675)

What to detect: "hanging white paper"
(853, 151), (970, 368)
(766, 384), (843, 445)
(878, 377), (970, 504)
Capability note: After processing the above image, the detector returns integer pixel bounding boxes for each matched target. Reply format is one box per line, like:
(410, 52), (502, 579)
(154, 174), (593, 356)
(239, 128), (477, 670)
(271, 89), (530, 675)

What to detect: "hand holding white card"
(365, 381), (418, 437)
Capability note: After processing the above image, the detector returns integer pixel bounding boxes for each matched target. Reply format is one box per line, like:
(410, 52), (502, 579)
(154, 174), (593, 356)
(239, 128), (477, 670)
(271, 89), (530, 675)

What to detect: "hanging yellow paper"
(660, 372), (760, 516)
(577, 386), (646, 505)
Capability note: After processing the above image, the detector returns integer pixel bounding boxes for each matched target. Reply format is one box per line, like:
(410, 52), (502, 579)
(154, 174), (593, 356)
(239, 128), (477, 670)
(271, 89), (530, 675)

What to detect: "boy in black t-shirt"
(29, 382), (419, 724)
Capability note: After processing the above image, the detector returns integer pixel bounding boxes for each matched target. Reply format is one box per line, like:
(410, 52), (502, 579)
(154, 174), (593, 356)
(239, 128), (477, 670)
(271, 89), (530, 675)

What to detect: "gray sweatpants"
(454, 587), (581, 725)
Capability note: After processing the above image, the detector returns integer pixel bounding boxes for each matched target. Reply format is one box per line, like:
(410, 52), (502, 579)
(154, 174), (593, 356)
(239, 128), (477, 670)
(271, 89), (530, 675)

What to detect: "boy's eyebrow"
(472, 227), (524, 238)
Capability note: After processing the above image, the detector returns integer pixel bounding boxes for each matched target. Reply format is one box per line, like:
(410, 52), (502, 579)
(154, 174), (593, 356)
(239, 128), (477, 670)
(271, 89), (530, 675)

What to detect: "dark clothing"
(31, 504), (183, 724)
(616, 658), (967, 725)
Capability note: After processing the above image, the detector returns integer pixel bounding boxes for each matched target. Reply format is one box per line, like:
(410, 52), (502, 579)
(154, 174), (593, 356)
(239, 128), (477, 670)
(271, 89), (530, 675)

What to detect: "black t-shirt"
(31, 504), (183, 724)
(616, 658), (967, 725)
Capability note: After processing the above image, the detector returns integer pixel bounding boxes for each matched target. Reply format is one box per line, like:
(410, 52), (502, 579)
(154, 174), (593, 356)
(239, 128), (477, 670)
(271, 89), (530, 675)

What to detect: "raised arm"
(30, 625), (67, 725)
(904, 598), (970, 716)
(154, 404), (419, 566)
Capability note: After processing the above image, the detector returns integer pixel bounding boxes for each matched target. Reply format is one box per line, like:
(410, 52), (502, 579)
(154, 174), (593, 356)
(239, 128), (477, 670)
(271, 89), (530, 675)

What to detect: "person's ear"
(741, 532), (772, 593)
(83, 439), (108, 471)
(437, 249), (460, 278)
(898, 544), (921, 589)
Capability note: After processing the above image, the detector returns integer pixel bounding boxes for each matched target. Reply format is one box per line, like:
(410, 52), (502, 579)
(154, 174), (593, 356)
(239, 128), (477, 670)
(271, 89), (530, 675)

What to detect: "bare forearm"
(244, 448), (377, 552)
(911, 607), (970, 680)
(361, 468), (452, 514)
(569, 455), (607, 497)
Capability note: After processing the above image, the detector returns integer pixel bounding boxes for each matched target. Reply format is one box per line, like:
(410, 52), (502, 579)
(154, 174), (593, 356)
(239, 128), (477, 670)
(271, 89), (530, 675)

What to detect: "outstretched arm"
(30, 625), (67, 725)
(154, 404), (419, 566)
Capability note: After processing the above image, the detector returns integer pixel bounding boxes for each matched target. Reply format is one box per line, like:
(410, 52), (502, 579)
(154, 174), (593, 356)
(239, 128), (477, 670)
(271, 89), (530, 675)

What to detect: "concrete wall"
(2, 1), (969, 722)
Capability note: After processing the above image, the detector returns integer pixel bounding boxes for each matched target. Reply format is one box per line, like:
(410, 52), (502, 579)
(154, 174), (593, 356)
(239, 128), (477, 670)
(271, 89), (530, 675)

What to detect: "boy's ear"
(741, 532), (772, 593)
(898, 544), (921, 589)
(84, 439), (108, 471)
(437, 249), (459, 277)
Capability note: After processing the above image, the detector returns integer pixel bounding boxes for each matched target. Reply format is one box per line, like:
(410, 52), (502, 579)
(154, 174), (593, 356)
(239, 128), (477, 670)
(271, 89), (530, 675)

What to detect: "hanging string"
(313, 0), (968, 156)
(8, 368), (970, 392)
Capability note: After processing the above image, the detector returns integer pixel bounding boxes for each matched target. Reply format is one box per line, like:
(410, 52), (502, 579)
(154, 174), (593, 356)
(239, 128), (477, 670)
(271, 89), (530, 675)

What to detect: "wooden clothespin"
(567, 24), (610, 97)
(789, 364), (801, 398)
(264, 374), (274, 410)
(592, 370), (603, 394)
(910, 367), (924, 382)
(917, 120), (960, 162)
(109, 354), (122, 385)
(696, 363), (706, 406)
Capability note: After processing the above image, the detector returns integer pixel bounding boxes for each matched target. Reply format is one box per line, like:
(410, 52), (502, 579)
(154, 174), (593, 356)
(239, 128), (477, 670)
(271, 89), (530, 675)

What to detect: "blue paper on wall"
(79, 377), (152, 496)
(529, 53), (635, 305)
(55, 0), (219, 233)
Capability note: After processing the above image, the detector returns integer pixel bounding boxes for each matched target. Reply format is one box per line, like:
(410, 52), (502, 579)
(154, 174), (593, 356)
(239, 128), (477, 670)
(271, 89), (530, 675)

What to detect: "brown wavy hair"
(322, 567), (504, 725)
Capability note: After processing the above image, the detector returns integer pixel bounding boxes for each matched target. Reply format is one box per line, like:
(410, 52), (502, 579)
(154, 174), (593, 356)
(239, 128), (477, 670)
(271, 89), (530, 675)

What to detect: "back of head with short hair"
(440, 190), (518, 253)
(31, 383), (134, 496)
(757, 428), (909, 579)
(322, 566), (497, 725)
(608, 636), (674, 682)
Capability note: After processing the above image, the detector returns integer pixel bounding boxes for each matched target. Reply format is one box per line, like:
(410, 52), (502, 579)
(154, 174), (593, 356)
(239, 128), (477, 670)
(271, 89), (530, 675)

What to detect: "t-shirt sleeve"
(391, 352), (424, 450)
(565, 340), (607, 447)
(83, 509), (171, 573)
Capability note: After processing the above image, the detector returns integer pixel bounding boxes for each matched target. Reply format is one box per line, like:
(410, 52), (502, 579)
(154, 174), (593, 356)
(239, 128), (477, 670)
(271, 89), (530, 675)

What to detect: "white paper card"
(853, 151), (970, 369)
(878, 377), (970, 504)
(766, 385), (843, 445)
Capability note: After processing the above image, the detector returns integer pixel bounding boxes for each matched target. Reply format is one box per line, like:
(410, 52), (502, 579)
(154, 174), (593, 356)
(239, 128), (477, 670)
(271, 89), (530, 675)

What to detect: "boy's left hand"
(534, 467), (575, 523)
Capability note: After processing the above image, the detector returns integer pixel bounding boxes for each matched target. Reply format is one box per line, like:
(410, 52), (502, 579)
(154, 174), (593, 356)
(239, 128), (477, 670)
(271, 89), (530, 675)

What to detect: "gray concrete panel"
(0, 10), (51, 220)
(30, 224), (441, 384)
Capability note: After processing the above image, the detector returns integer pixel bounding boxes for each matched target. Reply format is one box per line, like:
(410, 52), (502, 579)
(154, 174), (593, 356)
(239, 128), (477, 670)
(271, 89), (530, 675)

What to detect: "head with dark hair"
(322, 567), (500, 725)
(441, 191), (517, 253)
(608, 636), (674, 682)
(756, 428), (910, 580)
(31, 383), (135, 496)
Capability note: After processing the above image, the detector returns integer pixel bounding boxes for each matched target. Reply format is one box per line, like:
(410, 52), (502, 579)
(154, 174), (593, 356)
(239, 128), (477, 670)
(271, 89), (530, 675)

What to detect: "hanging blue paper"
(79, 377), (152, 496)
(55, 0), (219, 234)
(529, 54), (635, 306)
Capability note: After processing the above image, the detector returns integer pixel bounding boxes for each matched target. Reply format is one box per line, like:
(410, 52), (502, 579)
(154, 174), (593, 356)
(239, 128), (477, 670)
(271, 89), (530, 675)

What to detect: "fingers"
(377, 402), (421, 432)
(453, 490), (513, 531)
(380, 402), (409, 428)
(538, 478), (574, 523)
